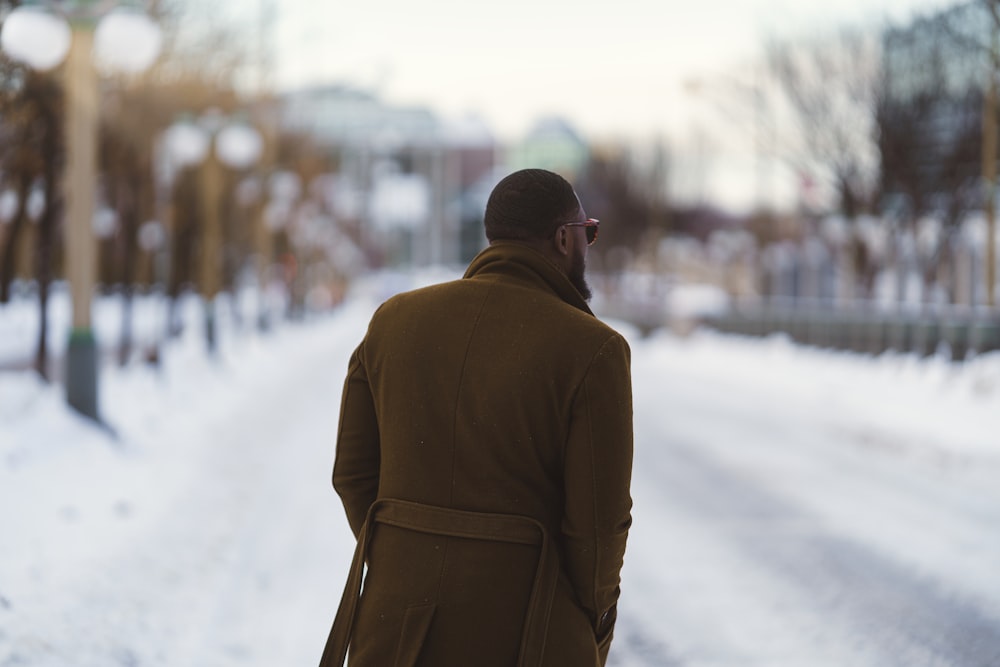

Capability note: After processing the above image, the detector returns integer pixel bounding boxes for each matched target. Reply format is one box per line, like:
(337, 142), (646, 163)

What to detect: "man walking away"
(320, 168), (633, 667)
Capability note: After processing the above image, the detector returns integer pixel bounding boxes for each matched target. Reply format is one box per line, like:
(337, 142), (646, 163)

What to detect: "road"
(610, 337), (1000, 667)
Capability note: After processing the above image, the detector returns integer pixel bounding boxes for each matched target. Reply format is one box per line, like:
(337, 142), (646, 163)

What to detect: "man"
(320, 168), (633, 667)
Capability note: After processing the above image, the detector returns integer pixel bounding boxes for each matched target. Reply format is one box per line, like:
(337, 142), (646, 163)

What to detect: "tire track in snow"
(620, 427), (1000, 667)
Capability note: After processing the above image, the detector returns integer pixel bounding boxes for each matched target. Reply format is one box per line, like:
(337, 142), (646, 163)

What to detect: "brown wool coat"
(324, 242), (633, 667)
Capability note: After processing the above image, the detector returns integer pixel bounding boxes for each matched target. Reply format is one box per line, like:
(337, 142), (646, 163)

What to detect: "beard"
(568, 251), (592, 302)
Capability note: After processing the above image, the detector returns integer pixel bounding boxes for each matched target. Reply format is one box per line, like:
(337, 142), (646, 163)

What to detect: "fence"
(703, 299), (1000, 360)
(597, 290), (1000, 360)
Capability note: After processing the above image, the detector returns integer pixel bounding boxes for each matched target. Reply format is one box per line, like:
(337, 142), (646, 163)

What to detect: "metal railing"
(596, 291), (1000, 361)
(703, 299), (1000, 360)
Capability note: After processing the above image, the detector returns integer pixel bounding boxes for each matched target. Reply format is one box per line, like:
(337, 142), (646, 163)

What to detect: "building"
(278, 85), (497, 267)
(505, 117), (589, 180)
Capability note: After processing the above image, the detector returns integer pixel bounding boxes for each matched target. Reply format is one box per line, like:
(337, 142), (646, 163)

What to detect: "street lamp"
(164, 112), (263, 353)
(1, 1), (162, 421)
(265, 169), (302, 322)
(0, 6), (70, 70)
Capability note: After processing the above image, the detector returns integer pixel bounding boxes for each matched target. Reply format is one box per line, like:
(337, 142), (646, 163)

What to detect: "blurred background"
(1, 1), (999, 665)
(0, 0), (998, 384)
(1, 0), (998, 384)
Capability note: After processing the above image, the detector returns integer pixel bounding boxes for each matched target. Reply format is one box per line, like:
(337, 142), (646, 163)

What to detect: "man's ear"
(552, 225), (570, 257)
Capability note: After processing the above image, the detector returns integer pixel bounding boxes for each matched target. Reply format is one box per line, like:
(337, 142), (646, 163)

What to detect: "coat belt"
(318, 498), (560, 667)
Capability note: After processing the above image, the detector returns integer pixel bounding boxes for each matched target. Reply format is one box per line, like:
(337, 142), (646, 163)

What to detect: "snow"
(1, 273), (998, 666)
(615, 329), (1000, 666)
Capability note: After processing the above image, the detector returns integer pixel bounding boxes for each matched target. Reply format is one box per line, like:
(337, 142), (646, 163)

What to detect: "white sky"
(213, 0), (958, 210)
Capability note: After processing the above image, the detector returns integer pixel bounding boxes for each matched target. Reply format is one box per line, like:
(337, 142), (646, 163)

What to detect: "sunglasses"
(563, 218), (600, 246)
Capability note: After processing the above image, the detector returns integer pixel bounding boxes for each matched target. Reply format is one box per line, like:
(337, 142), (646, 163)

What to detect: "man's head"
(484, 169), (594, 301)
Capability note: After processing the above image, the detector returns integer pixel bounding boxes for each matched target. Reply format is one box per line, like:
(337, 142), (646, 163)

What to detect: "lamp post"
(1, 1), (161, 421)
(164, 112), (263, 353)
(265, 169), (302, 322)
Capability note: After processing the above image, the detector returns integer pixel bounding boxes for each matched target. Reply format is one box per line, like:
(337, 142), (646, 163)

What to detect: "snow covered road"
(613, 333), (1000, 667)
(2, 294), (999, 666)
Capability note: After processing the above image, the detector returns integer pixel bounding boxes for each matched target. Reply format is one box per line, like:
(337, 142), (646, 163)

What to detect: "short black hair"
(484, 169), (579, 242)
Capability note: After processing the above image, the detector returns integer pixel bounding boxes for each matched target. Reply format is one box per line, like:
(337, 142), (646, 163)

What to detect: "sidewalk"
(0, 304), (373, 667)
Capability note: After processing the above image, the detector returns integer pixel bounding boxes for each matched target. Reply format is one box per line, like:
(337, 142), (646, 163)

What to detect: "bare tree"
(576, 145), (672, 264)
(0, 58), (42, 304)
(0, 29), (65, 380)
(100, 82), (158, 366)
(767, 29), (882, 220)
(934, 0), (1000, 305)
(879, 2), (989, 306)
(766, 28), (883, 300)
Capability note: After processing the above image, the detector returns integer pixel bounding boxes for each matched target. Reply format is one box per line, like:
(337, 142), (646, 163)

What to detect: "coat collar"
(463, 241), (594, 316)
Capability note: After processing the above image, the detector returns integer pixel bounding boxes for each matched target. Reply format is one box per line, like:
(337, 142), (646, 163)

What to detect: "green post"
(66, 328), (98, 420)
(204, 300), (217, 354)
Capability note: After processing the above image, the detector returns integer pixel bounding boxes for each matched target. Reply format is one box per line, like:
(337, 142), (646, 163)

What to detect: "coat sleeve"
(332, 340), (381, 538)
(560, 333), (633, 664)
